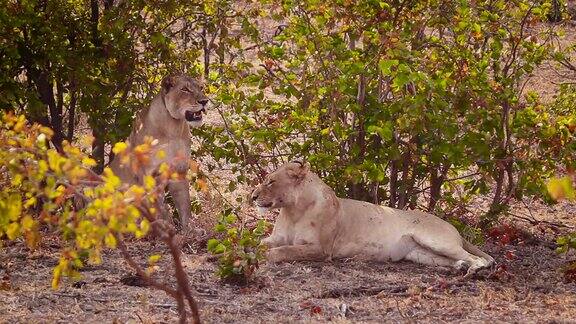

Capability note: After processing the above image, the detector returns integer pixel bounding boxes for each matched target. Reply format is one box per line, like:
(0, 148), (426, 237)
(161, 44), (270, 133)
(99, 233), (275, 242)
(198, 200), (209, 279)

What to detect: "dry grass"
(1, 216), (576, 324)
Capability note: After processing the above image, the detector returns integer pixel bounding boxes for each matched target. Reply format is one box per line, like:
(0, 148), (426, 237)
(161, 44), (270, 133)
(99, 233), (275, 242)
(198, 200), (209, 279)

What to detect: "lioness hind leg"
(404, 247), (455, 267)
(411, 235), (491, 278)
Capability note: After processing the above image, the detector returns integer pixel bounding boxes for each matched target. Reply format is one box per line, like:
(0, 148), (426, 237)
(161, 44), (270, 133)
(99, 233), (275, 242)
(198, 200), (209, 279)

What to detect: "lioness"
(110, 74), (208, 230)
(251, 161), (494, 277)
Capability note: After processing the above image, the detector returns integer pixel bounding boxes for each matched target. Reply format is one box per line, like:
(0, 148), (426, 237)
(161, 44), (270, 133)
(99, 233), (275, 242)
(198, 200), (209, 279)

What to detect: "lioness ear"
(161, 75), (176, 94)
(287, 160), (310, 181)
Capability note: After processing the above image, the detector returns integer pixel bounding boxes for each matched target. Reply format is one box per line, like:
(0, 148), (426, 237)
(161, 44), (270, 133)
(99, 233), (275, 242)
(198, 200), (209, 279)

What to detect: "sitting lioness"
(110, 74), (208, 230)
(251, 161), (494, 277)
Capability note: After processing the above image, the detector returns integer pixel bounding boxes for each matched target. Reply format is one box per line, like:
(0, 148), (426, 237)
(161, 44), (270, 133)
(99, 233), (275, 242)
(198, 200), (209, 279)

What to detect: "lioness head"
(161, 74), (209, 127)
(251, 161), (310, 213)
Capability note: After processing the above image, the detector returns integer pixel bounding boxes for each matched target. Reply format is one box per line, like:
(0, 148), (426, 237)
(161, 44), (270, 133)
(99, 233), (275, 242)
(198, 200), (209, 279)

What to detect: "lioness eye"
(181, 88), (192, 93)
(267, 180), (275, 186)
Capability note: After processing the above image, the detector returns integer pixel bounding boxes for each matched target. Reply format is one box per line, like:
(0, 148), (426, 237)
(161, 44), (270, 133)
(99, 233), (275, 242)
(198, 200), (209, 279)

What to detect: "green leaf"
(366, 121), (393, 141)
(207, 238), (220, 252)
(213, 243), (226, 254)
(379, 59), (399, 75)
(225, 213), (238, 224)
(214, 223), (226, 233)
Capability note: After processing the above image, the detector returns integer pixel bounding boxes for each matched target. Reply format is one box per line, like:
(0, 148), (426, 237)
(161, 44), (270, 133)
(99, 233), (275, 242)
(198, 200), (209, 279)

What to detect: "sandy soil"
(1, 198), (576, 324)
(2, 171), (576, 322)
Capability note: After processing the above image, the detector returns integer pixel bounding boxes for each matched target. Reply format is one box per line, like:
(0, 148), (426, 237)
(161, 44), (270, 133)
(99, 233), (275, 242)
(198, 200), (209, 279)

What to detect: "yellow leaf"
(547, 177), (575, 201)
(156, 149), (166, 159)
(82, 157), (97, 167)
(13, 115), (26, 132)
(21, 215), (35, 231)
(24, 197), (37, 208)
(69, 167), (88, 184)
(112, 142), (128, 154)
(126, 205), (140, 219)
(158, 162), (170, 175)
(11, 174), (22, 186)
(135, 219), (151, 238)
(39, 126), (54, 138)
(127, 185), (145, 200)
(6, 222), (20, 240)
(47, 150), (63, 174)
(101, 197), (114, 210)
(38, 160), (48, 175)
(108, 215), (119, 230)
(104, 233), (117, 248)
(140, 219), (150, 234)
(102, 167), (121, 190)
(83, 187), (94, 198)
(148, 254), (161, 264)
(143, 175), (155, 191)
(127, 223), (138, 233)
(7, 194), (22, 221)
(52, 260), (66, 289)
(63, 142), (81, 157)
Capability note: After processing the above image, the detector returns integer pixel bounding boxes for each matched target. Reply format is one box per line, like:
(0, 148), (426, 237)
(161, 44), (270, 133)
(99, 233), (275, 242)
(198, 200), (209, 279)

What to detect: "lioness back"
(335, 199), (462, 260)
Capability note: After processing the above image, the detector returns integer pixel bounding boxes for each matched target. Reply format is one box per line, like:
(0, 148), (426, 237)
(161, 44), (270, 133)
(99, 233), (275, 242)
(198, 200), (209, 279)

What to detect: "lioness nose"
(198, 99), (208, 106)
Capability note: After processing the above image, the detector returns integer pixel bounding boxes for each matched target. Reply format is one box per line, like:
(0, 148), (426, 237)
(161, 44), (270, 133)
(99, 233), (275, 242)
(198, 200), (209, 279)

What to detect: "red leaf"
(310, 306), (322, 315)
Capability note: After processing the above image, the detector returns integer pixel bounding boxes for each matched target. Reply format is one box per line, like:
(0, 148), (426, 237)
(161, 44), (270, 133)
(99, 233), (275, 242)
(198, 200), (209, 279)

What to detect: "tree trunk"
(389, 158), (399, 208)
(428, 163), (449, 212)
(89, 0), (106, 172)
(33, 70), (64, 151)
(397, 150), (411, 209)
(202, 24), (210, 78)
(67, 86), (77, 141)
(92, 128), (105, 174)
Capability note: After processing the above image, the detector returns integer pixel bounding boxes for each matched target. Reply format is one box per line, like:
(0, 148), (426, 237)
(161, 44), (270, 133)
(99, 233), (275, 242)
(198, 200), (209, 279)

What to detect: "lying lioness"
(251, 161), (494, 277)
(110, 74), (208, 230)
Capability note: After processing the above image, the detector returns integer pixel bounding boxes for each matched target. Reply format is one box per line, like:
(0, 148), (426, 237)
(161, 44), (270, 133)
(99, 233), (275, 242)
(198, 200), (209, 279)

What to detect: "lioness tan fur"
(251, 161), (494, 277)
(110, 75), (208, 230)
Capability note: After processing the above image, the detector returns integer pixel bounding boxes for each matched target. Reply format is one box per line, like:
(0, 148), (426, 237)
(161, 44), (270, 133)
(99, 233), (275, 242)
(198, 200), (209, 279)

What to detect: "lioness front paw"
(261, 237), (274, 247)
(266, 248), (284, 263)
(261, 236), (283, 248)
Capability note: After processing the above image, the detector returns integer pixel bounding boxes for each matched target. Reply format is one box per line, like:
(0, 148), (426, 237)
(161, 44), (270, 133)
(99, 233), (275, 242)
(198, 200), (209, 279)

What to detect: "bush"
(0, 113), (201, 323)
(0, 0), (214, 171)
(207, 209), (270, 284)
(546, 83), (576, 281)
(196, 0), (569, 229)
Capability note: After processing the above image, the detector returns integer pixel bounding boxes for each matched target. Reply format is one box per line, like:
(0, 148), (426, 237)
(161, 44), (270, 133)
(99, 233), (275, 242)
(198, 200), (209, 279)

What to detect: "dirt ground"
(1, 198), (576, 324)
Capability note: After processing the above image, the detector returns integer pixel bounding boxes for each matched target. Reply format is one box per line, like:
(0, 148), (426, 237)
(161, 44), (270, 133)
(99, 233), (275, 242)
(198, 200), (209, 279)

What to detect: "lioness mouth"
(258, 202), (273, 208)
(185, 108), (205, 122)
